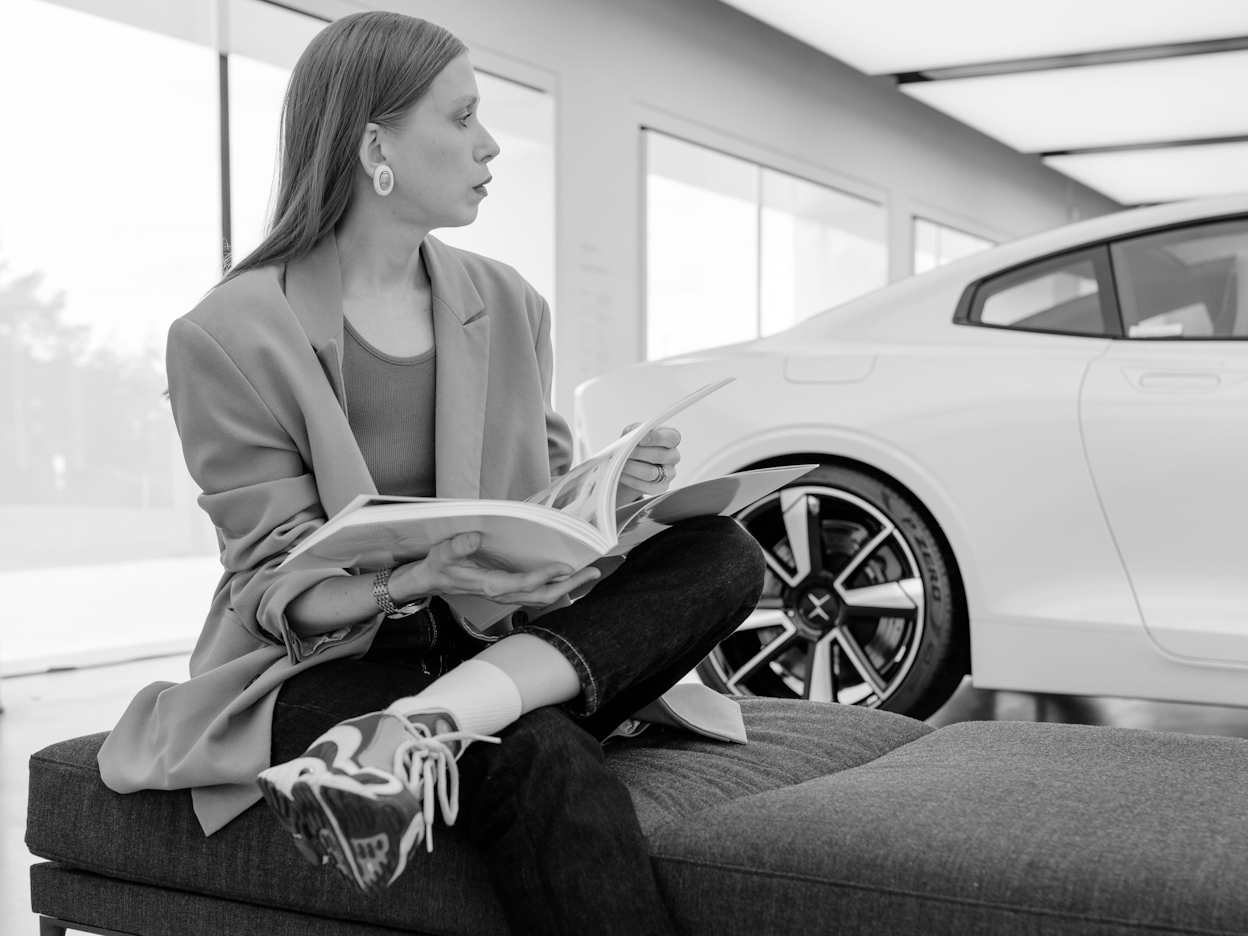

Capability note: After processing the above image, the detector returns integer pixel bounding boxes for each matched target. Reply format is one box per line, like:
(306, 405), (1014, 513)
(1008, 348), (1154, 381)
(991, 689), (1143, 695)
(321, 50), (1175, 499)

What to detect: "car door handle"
(1135, 372), (1221, 390)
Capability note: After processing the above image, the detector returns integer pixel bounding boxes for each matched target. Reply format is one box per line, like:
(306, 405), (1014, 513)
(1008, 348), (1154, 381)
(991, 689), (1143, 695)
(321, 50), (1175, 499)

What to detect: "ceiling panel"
(718, 0), (1248, 74)
(1044, 142), (1248, 204)
(900, 51), (1248, 153)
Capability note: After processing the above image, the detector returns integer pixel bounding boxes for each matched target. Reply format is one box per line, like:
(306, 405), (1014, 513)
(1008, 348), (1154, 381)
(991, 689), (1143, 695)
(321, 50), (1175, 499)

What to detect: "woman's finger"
(497, 566), (601, 606)
(621, 459), (674, 485)
(445, 561), (580, 598)
(627, 445), (681, 466)
(446, 531), (482, 558)
(636, 426), (681, 449)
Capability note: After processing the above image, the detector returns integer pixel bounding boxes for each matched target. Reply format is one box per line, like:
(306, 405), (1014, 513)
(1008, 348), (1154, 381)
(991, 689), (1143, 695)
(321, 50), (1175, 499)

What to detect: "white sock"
(388, 659), (523, 738)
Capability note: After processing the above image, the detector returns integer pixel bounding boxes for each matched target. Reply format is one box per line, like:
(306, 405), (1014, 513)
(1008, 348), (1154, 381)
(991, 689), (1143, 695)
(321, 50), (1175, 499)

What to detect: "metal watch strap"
(372, 567), (426, 618)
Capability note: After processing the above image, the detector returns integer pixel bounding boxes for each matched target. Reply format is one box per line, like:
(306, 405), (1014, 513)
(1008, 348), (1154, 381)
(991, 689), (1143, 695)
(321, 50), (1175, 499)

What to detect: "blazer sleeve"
(535, 296), (573, 479)
(167, 317), (355, 663)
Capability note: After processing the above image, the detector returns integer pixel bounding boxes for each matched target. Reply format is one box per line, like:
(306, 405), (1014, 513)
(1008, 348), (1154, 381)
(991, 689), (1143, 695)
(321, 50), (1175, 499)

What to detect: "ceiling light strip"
(1040, 133), (1248, 158)
(896, 34), (1248, 83)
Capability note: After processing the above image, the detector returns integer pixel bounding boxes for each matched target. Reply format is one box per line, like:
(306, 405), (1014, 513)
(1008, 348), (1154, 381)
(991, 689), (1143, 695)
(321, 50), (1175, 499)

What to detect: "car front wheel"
(697, 464), (967, 721)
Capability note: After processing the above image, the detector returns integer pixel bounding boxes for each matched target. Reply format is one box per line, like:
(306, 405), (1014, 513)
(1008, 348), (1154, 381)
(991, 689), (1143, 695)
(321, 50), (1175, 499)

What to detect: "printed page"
(608, 465), (816, 555)
(526, 377), (735, 540)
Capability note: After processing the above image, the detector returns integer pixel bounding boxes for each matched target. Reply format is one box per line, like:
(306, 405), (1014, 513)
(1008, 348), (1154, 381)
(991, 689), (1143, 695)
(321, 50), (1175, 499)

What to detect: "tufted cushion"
(27, 698), (930, 935)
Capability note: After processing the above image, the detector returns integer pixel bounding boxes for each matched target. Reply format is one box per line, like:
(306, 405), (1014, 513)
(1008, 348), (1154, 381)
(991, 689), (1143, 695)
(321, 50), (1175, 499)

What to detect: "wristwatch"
(372, 567), (429, 618)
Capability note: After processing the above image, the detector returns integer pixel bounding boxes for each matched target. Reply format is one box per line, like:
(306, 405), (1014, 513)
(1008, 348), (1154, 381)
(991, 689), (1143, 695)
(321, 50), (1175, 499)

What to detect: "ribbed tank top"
(342, 319), (436, 498)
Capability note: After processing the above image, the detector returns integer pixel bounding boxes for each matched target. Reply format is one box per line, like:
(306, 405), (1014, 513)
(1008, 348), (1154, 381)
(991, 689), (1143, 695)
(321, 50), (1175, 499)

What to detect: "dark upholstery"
(30, 863), (422, 936)
(649, 721), (1248, 936)
(27, 698), (929, 935)
(33, 705), (1248, 935)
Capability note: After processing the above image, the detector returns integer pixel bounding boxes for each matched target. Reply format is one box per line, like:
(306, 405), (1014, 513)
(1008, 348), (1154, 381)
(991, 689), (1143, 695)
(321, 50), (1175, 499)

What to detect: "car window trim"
(954, 212), (1248, 342)
(953, 244), (1123, 339)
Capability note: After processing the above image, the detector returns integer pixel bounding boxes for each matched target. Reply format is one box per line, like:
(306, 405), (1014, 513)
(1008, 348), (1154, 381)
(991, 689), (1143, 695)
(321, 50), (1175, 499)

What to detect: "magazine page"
(526, 377), (735, 539)
(607, 465), (816, 555)
(280, 499), (610, 573)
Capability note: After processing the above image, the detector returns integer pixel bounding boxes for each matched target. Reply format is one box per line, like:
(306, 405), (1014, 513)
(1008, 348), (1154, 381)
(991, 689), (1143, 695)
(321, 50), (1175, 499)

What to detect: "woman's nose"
(477, 127), (500, 163)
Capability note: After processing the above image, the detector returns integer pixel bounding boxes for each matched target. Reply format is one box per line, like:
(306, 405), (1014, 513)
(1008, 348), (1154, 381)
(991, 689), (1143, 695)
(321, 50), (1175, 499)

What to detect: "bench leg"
(39, 918), (67, 936)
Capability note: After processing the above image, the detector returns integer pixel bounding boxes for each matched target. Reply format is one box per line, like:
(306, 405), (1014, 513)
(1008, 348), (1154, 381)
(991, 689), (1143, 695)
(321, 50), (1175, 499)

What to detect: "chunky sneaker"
(257, 708), (497, 893)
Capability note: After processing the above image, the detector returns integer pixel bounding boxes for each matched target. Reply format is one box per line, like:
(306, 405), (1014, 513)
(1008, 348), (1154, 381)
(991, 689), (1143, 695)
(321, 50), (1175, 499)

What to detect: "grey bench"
(26, 698), (1248, 935)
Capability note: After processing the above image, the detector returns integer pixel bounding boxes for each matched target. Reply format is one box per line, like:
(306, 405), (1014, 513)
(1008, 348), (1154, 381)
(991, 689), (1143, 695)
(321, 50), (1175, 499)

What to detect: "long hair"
(223, 12), (466, 282)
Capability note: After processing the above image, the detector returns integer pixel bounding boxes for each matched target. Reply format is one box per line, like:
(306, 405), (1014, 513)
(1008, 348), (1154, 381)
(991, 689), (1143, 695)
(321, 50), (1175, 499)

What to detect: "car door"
(1080, 217), (1248, 661)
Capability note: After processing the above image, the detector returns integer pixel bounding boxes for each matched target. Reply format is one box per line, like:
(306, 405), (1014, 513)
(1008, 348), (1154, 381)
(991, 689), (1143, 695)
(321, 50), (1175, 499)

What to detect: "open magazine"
(281, 378), (814, 627)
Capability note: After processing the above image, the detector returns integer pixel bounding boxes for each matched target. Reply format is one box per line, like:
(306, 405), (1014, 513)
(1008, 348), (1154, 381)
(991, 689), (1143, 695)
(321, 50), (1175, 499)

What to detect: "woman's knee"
(675, 515), (766, 605)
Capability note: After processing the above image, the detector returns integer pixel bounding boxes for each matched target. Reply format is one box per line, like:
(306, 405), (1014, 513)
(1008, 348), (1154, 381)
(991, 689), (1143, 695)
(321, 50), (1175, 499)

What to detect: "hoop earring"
(373, 164), (394, 197)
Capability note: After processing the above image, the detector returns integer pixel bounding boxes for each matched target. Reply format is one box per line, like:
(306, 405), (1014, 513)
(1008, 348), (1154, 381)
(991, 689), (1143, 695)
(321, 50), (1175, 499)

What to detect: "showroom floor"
(4, 660), (1248, 934)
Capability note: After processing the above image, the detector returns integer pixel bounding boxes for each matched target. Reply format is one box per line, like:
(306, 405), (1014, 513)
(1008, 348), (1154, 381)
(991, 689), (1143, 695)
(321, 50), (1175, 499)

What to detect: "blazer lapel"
(424, 236), (490, 499)
(283, 232), (376, 518)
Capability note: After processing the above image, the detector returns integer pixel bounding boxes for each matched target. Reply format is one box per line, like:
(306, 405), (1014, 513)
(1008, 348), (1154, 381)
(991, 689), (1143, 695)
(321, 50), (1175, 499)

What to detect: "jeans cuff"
(515, 624), (600, 716)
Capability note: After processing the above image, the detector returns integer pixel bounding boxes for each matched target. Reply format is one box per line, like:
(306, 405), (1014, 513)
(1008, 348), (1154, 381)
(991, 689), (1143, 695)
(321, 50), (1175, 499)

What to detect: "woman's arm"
(285, 531), (600, 638)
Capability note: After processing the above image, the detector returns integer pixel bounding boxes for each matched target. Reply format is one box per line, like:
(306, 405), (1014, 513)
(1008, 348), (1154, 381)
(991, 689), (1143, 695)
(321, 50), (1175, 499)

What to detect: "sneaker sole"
(289, 780), (367, 889)
(257, 774), (326, 868)
(313, 780), (421, 893)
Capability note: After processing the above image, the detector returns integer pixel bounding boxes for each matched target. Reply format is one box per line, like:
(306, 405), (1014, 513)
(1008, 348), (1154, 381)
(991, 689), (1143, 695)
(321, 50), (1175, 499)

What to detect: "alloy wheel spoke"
(759, 544), (800, 588)
(726, 618), (799, 693)
(780, 489), (823, 583)
(805, 631), (838, 703)
(736, 608), (791, 631)
(832, 525), (895, 589)
(838, 577), (922, 617)
(832, 626), (888, 697)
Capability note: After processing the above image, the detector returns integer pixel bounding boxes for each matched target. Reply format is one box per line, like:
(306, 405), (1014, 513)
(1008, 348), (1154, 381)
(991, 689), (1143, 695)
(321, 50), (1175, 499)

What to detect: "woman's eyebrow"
(449, 94), (479, 109)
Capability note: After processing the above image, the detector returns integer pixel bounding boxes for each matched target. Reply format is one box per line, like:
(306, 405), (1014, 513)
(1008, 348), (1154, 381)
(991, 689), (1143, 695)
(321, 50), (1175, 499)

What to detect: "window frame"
(953, 212), (1248, 341)
(953, 244), (1124, 339)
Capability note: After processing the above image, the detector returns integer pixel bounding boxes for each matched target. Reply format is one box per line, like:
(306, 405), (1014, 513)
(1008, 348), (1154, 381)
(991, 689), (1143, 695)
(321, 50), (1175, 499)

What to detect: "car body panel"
(1081, 340), (1248, 662)
(576, 194), (1248, 708)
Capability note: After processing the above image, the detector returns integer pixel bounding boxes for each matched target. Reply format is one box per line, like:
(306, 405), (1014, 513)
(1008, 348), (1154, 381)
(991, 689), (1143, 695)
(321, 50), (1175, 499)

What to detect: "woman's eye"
(458, 112), (472, 127)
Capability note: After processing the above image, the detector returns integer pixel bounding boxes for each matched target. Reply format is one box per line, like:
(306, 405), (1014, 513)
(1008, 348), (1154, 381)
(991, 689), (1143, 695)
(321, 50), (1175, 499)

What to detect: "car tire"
(697, 463), (967, 721)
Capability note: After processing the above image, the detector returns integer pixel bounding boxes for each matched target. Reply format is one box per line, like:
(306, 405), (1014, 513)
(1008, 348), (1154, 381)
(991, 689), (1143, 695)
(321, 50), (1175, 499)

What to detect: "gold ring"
(655, 463), (666, 484)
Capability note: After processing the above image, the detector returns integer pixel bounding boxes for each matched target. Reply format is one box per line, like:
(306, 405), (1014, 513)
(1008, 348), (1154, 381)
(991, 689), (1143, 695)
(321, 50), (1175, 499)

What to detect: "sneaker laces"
(390, 721), (500, 853)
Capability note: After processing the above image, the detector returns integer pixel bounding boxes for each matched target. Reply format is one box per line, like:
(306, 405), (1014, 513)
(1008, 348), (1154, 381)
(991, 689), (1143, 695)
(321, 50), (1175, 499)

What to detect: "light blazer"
(97, 232), (572, 835)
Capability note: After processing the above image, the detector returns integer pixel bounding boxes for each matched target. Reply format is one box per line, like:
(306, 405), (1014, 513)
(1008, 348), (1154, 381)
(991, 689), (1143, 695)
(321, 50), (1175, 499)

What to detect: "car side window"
(1110, 219), (1248, 340)
(963, 248), (1119, 337)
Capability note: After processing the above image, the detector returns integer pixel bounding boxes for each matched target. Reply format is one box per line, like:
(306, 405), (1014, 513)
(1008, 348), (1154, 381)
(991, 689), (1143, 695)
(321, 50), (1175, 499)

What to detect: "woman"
(99, 12), (763, 934)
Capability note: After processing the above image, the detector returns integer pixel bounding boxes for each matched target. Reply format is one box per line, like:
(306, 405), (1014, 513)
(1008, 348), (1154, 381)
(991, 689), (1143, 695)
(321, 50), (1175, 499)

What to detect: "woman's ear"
(357, 122), (385, 177)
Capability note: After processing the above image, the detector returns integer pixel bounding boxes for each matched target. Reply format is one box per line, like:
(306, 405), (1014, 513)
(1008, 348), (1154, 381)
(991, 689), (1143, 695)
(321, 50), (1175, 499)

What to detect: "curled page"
(526, 377), (735, 537)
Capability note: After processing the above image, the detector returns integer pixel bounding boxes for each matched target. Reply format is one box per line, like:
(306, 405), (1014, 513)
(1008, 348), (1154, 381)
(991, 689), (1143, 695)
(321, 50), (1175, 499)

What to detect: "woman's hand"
(618, 424), (681, 503)
(390, 531), (600, 608)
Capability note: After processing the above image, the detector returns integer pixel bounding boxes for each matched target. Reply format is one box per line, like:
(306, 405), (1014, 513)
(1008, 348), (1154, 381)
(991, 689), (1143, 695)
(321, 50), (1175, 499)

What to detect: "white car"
(575, 194), (1248, 720)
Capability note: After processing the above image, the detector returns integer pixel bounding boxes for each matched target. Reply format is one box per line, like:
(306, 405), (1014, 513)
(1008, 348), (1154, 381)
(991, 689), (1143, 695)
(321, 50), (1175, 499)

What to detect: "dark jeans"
(272, 515), (765, 936)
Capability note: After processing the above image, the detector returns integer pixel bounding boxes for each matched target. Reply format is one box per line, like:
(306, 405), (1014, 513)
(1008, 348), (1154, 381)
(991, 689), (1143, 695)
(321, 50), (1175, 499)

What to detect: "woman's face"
(383, 54), (499, 230)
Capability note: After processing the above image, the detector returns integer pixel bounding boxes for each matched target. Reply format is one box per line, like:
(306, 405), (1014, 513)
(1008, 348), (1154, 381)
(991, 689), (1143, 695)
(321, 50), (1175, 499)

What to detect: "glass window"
(645, 132), (759, 361)
(761, 170), (887, 335)
(914, 217), (995, 274)
(645, 130), (887, 360)
(0, 0), (222, 673)
(1111, 219), (1248, 339)
(968, 250), (1116, 337)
